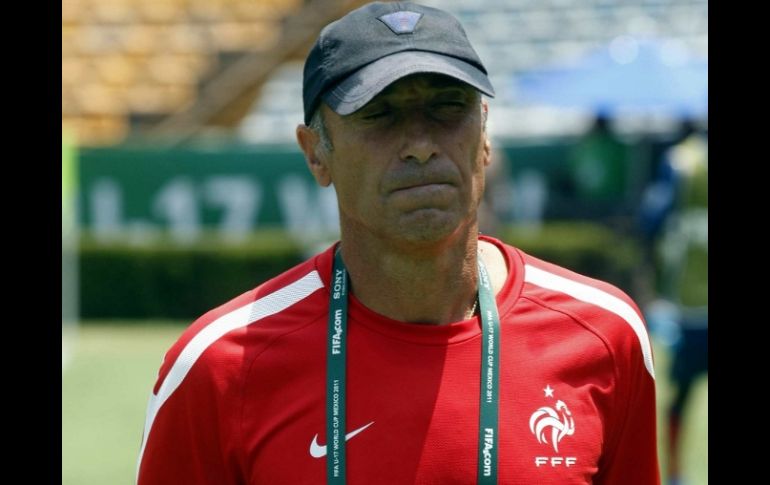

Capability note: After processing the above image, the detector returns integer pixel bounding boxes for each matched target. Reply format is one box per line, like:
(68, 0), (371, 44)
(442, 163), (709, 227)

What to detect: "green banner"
(78, 144), (340, 244)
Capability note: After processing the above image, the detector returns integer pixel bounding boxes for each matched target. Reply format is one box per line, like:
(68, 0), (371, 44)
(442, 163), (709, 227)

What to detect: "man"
(136, 2), (660, 484)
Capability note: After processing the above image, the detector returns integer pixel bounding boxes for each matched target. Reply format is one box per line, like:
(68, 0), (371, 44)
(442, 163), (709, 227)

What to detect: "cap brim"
(322, 51), (495, 116)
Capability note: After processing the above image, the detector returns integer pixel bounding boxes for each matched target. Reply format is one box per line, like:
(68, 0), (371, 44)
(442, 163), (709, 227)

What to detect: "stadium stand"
(62, 0), (707, 146)
(62, 0), (365, 146)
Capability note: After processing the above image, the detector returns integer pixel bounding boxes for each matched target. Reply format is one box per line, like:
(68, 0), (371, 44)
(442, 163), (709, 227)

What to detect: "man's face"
(312, 73), (490, 246)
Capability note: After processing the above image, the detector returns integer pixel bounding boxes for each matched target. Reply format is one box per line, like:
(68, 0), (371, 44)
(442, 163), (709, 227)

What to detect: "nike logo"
(309, 421), (375, 458)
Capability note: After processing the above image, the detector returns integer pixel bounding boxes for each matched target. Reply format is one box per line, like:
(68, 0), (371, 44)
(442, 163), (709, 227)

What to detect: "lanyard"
(326, 249), (501, 484)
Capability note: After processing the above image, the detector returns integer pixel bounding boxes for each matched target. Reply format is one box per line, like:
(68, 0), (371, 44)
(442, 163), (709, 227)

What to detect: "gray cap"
(301, 1), (495, 125)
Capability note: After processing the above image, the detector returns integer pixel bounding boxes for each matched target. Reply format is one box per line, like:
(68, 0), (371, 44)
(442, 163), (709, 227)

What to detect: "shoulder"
(151, 250), (331, 395)
(138, 249), (333, 476)
(516, 249), (655, 380)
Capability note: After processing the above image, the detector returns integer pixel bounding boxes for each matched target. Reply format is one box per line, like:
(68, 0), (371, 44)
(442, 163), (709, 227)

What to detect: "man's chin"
(389, 209), (469, 244)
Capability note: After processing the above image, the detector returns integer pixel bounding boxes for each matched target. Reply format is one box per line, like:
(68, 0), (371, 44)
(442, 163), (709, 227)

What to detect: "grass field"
(62, 321), (707, 484)
(62, 322), (187, 485)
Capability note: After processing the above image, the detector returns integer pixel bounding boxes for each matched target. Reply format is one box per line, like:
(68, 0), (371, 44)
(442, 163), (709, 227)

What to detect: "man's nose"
(398, 113), (439, 164)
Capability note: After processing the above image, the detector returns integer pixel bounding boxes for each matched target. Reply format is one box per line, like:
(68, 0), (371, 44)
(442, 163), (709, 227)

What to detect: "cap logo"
(378, 11), (423, 34)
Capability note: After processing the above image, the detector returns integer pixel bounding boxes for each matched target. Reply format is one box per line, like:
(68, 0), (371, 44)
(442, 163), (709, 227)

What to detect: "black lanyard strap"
(326, 250), (500, 484)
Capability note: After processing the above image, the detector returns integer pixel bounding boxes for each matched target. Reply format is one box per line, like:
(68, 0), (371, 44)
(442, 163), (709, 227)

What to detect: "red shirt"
(137, 236), (660, 484)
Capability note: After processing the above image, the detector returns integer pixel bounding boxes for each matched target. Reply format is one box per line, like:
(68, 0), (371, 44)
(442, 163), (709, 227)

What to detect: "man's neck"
(339, 226), (487, 325)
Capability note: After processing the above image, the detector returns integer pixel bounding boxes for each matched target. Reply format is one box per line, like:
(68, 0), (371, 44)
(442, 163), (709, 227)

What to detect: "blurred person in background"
(567, 112), (631, 224)
(638, 120), (704, 260)
(478, 146), (513, 236)
(136, 2), (660, 483)
(641, 119), (707, 485)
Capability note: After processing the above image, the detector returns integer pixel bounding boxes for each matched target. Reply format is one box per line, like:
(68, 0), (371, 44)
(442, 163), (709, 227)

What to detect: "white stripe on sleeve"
(136, 270), (324, 482)
(524, 264), (655, 379)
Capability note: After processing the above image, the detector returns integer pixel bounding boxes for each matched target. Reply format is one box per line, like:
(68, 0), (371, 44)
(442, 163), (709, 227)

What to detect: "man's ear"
(296, 124), (332, 187)
(480, 100), (491, 167)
